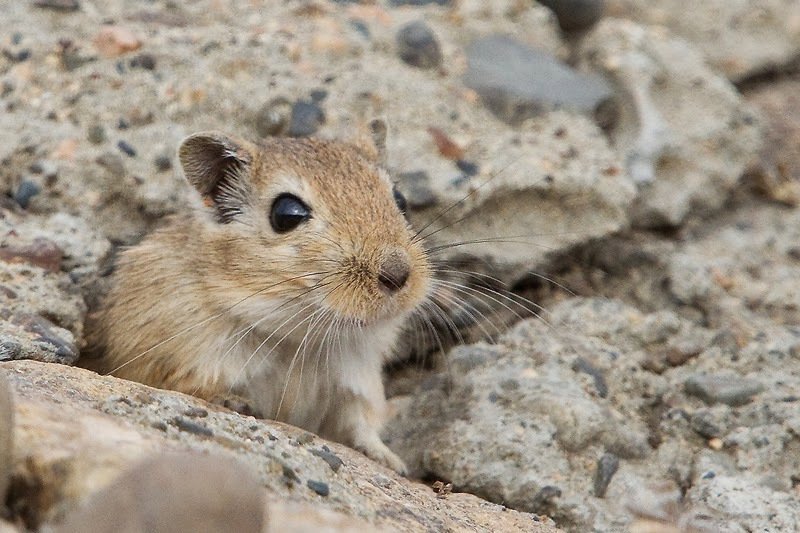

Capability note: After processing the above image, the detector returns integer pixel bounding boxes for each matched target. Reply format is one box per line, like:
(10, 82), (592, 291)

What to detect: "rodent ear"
(350, 118), (389, 165)
(368, 118), (388, 163)
(179, 132), (253, 223)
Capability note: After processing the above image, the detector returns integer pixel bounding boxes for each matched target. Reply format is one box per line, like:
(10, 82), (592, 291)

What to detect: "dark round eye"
(270, 194), (311, 233)
(393, 187), (407, 215)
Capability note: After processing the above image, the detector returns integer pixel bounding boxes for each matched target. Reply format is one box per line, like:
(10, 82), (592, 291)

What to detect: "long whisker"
(275, 281), (348, 417)
(426, 237), (562, 255)
(225, 286), (338, 395)
(411, 156), (523, 242)
(432, 272), (552, 322)
(106, 270), (331, 375)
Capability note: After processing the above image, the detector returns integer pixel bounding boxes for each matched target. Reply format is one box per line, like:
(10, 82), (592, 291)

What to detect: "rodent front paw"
(210, 394), (262, 418)
(355, 440), (407, 476)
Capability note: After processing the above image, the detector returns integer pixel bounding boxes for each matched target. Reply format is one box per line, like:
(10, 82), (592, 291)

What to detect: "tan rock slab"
(3, 360), (558, 532)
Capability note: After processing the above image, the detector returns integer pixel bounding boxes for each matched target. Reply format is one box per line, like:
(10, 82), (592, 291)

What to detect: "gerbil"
(91, 125), (431, 473)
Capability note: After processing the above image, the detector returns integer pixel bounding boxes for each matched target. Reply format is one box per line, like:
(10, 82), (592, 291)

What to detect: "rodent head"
(178, 126), (431, 328)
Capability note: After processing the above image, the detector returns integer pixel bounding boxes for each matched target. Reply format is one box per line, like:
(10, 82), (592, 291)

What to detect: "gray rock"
(464, 34), (613, 124)
(287, 101), (325, 138)
(153, 154), (172, 172)
(593, 453), (619, 498)
(396, 21), (442, 70)
(52, 454), (266, 533)
(0, 370), (13, 506)
(538, 0), (606, 32)
(685, 374), (764, 407)
(579, 19), (762, 227)
(14, 180), (41, 209)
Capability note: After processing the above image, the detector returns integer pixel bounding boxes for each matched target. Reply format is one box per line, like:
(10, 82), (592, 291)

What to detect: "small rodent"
(90, 124), (431, 473)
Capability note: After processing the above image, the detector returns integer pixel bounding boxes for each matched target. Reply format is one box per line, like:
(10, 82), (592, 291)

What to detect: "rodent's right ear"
(178, 132), (253, 223)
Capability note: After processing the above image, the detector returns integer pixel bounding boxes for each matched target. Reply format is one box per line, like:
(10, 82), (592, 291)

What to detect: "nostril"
(378, 255), (411, 293)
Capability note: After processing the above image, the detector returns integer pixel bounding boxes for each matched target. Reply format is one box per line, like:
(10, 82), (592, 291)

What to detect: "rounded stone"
(396, 21), (443, 70)
(287, 101), (325, 138)
(14, 180), (41, 209)
(538, 0), (606, 32)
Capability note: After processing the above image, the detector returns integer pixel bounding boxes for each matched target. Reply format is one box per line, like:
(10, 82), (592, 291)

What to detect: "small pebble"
(306, 479), (330, 497)
(153, 154), (172, 171)
(14, 180), (41, 209)
(309, 89), (328, 103)
(427, 127), (464, 160)
(310, 446), (344, 473)
(29, 160), (58, 181)
(708, 437), (724, 450)
(690, 410), (727, 439)
(32, 0), (80, 11)
(455, 159), (479, 177)
(349, 19), (370, 39)
(396, 21), (442, 70)
(0, 286), (17, 299)
(593, 453), (619, 498)
(150, 421), (168, 431)
(87, 124), (106, 144)
(287, 101), (325, 137)
(2, 49), (31, 63)
(93, 26), (142, 58)
(117, 140), (137, 157)
(171, 416), (213, 437)
(281, 463), (299, 483)
(130, 53), (156, 70)
(572, 357), (608, 398)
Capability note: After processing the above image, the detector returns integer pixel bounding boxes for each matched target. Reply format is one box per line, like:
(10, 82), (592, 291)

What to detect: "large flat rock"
(2, 360), (558, 532)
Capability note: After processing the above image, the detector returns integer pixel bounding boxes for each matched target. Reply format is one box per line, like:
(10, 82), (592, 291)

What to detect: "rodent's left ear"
(350, 118), (389, 165)
(179, 132), (253, 223)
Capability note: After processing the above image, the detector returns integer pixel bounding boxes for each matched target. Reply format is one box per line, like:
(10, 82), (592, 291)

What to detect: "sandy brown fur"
(90, 132), (431, 473)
